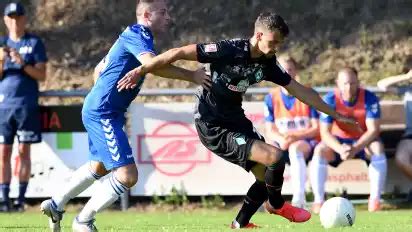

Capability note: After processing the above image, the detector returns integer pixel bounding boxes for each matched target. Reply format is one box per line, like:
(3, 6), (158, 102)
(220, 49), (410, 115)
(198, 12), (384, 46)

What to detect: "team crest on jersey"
(140, 26), (151, 40)
(255, 69), (263, 82)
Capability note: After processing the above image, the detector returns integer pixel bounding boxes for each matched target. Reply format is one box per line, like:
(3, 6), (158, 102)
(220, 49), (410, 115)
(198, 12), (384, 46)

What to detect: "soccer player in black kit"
(118, 12), (356, 229)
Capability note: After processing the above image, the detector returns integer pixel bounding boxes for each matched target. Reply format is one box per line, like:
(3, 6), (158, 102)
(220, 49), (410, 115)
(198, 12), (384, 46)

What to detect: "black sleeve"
(196, 39), (248, 63)
(264, 58), (292, 86)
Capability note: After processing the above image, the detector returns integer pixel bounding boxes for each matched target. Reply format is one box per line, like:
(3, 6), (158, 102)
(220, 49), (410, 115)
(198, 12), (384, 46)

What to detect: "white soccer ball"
(319, 197), (356, 229)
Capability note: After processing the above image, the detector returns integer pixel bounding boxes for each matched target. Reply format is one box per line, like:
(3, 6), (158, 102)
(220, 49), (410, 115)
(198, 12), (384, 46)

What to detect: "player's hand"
(193, 68), (212, 91)
(9, 48), (24, 65)
(284, 133), (298, 144)
(0, 47), (9, 61)
(117, 68), (143, 92)
(407, 69), (412, 80)
(338, 144), (352, 160)
(340, 144), (356, 160)
(277, 137), (290, 150)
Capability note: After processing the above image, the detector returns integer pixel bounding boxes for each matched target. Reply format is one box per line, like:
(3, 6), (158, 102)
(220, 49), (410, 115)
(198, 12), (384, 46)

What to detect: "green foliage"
(152, 186), (189, 207)
(200, 195), (225, 209)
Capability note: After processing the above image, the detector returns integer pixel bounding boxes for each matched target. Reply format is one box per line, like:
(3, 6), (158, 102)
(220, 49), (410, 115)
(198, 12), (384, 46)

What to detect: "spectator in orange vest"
(264, 55), (320, 208)
(378, 69), (412, 201)
(310, 67), (387, 213)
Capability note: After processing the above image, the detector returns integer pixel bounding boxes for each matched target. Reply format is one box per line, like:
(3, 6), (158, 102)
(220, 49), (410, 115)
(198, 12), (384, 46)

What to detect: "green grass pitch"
(1, 208), (412, 232)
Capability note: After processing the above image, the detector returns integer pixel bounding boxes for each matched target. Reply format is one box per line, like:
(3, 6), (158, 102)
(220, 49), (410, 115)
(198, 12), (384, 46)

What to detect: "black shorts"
(402, 133), (412, 140)
(0, 107), (42, 144)
(195, 118), (264, 171)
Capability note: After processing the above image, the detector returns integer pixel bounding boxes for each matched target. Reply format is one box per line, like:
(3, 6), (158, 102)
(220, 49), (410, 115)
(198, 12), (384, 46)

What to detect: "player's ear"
(256, 31), (263, 41)
(143, 10), (151, 21)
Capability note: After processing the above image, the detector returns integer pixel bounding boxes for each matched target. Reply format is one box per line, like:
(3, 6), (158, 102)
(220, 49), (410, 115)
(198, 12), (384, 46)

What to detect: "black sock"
(0, 183), (10, 206)
(235, 180), (268, 227)
(265, 160), (285, 209)
(17, 182), (28, 205)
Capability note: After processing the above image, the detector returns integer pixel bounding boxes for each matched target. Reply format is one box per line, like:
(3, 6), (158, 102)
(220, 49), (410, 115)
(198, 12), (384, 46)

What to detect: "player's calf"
(113, 163), (139, 188)
(75, 165), (136, 228)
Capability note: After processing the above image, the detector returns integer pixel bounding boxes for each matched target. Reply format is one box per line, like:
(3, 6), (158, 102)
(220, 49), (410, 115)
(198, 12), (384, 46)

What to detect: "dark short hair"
(255, 12), (289, 37)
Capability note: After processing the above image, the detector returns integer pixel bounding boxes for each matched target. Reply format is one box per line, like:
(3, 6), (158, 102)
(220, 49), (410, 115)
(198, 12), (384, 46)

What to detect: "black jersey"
(194, 39), (292, 123)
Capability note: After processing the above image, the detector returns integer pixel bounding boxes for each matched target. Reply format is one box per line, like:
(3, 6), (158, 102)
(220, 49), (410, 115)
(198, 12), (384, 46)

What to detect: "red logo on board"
(137, 122), (212, 176)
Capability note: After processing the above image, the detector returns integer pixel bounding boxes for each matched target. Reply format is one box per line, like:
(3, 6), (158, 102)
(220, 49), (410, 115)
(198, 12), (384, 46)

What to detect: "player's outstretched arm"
(284, 79), (357, 125)
(139, 45), (198, 75)
(117, 46), (211, 91)
(320, 122), (345, 153)
(377, 70), (412, 92)
(352, 119), (380, 154)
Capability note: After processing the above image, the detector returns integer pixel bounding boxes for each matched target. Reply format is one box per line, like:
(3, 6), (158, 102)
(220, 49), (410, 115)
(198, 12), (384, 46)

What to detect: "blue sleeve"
(122, 26), (156, 59)
(319, 92), (335, 124)
(310, 107), (319, 119)
(264, 94), (275, 122)
(365, 91), (381, 119)
(33, 38), (48, 63)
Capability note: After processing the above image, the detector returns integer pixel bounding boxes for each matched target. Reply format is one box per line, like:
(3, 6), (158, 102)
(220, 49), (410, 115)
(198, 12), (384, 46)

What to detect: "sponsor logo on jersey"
(205, 44), (217, 53)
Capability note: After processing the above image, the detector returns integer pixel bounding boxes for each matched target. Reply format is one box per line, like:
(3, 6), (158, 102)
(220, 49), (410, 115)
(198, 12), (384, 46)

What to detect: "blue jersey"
(0, 34), (47, 108)
(320, 89), (381, 124)
(83, 24), (155, 117)
(264, 90), (319, 123)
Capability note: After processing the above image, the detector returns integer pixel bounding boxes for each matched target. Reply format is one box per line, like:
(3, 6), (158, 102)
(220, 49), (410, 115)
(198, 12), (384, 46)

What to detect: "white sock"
(77, 173), (128, 222)
(369, 155), (387, 200)
(52, 164), (102, 211)
(310, 155), (328, 203)
(289, 150), (306, 204)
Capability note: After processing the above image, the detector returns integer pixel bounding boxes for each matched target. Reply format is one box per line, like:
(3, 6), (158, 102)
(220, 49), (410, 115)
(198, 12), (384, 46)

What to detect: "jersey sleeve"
(264, 94), (275, 122)
(122, 26), (156, 59)
(319, 92), (336, 124)
(32, 38), (48, 63)
(365, 91), (381, 119)
(264, 59), (292, 87)
(196, 40), (247, 63)
(310, 107), (319, 119)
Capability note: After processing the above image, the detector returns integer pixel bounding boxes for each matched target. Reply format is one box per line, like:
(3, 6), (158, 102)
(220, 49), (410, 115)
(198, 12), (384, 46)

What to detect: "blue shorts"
(82, 113), (134, 170)
(275, 139), (318, 164)
(329, 137), (368, 167)
(0, 107), (41, 144)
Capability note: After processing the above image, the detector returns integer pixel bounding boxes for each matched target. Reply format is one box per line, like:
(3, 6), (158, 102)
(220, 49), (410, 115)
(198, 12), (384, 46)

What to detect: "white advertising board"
(128, 102), (412, 196)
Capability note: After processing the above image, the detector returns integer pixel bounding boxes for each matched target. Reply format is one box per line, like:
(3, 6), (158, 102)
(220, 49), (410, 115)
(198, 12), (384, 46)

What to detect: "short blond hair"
(136, 0), (165, 17)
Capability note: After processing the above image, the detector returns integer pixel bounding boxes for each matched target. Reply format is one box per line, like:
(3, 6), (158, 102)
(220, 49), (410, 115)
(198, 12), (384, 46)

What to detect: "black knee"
(265, 158), (285, 186)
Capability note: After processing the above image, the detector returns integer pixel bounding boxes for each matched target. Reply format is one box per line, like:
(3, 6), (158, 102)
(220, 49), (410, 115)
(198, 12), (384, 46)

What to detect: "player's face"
(256, 29), (284, 57)
(147, 2), (171, 34)
(4, 15), (26, 34)
(337, 71), (359, 101)
(279, 60), (297, 79)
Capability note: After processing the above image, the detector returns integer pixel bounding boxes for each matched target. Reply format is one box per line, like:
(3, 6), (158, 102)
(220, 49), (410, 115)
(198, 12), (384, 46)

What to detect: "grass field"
(0, 208), (412, 232)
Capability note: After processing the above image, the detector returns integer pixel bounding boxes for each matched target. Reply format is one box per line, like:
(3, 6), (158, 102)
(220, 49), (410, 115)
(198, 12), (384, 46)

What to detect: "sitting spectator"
(264, 55), (319, 208)
(0, 2), (47, 212)
(377, 69), (412, 200)
(310, 67), (387, 213)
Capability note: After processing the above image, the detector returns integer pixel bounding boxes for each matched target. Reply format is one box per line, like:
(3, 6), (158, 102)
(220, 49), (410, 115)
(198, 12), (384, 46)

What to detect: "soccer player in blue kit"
(118, 12), (357, 229)
(40, 1), (211, 231)
(0, 2), (47, 212)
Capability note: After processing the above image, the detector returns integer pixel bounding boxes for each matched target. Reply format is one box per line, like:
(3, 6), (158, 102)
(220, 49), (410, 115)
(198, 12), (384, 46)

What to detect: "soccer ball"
(319, 197), (356, 229)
